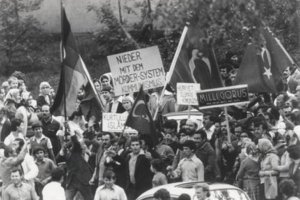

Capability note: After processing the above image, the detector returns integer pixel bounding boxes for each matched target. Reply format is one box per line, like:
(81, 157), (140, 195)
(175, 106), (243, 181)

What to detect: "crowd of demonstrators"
(0, 68), (300, 200)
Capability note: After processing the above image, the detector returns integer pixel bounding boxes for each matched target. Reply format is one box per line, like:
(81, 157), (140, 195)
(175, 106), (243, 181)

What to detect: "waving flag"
(168, 25), (223, 90)
(51, 8), (104, 117)
(235, 27), (293, 93)
(125, 86), (158, 144)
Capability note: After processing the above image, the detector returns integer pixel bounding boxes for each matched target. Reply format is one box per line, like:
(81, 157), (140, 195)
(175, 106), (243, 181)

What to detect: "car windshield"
(210, 188), (250, 200)
(138, 188), (249, 200)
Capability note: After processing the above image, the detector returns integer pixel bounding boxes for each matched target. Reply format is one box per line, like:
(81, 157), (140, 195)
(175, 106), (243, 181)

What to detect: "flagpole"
(60, 2), (67, 122)
(153, 26), (189, 120)
(207, 34), (232, 143)
(79, 57), (105, 111)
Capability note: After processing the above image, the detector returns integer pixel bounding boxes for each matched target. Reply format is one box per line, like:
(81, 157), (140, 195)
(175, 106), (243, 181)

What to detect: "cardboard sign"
(108, 46), (165, 96)
(197, 85), (249, 109)
(102, 113), (137, 133)
(177, 83), (201, 105)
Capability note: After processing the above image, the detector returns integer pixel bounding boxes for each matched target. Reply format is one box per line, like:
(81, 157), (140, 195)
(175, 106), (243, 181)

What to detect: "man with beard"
(216, 121), (238, 183)
(40, 104), (61, 157)
(185, 119), (198, 139)
(193, 130), (220, 181)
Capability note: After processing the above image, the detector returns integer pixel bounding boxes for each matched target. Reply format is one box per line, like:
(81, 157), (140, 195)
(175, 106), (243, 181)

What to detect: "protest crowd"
(1, 64), (300, 200)
(1, 6), (300, 200)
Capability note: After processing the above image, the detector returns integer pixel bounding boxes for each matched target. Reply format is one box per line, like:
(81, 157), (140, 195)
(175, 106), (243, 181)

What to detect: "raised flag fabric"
(235, 27), (293, 93)
(234, 43), (277, 93)
(168, 25), (223, 90)
(51, 8), (104, 117)
(125, 86), (158, 144)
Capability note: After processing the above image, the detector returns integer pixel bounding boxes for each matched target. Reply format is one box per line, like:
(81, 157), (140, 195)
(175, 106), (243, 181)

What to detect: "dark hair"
(182, 140), (196, 150)
(279, 179), (297, 197)
(51, 167), (65, 182)
(130, 136), (141, 145)
(178, 193), (191, 200)
(118, 136), (127, 147)
(103, 170), (116, 180)
(164, 120), (178, 130)
(11, 168), (23, 176)
(254, 121), (268, 131)
(33, 146), (46, 155)
(194, 129), (207, 140)
(102, 132), (114, 140)
(153, 189), (170, 200)
(151, 159), (164, 172)
(139, 134), (153, 148)
(14, 138), (24, 153)
(10, 118), (22, 131)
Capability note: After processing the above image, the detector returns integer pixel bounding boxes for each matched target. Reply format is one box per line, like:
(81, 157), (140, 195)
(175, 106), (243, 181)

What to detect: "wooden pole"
(153, 26), (189, 120)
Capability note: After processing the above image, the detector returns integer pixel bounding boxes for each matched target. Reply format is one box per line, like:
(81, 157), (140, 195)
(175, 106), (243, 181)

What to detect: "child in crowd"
(34, 146), (56, 199)
(151, 158), (168, 187)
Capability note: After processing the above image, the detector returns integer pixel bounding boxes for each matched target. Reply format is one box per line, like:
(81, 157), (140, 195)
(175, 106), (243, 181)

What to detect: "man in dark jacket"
(126, 136), (152, 200)
(61, 130), (93, 200)
(194, 129), (220, 182)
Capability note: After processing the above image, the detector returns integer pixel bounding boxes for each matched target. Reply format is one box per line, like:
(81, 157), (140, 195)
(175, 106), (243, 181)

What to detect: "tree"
(153, 0), (298, 65)
(0, 0), (46, 75)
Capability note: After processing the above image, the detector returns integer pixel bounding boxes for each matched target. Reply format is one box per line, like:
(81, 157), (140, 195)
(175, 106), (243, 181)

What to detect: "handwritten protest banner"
(107, 46), (165, 96)
(197, 84), (249, 109)
(102, 113), (137, 133)
(177, 83), (201, 105)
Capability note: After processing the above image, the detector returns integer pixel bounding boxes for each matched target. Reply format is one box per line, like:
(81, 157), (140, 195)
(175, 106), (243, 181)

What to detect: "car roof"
(163, 110), (203, 118)
(137, 182), (242, 200)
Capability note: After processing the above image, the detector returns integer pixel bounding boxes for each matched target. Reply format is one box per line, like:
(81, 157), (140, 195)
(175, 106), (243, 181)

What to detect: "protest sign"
(107, 46), (165, 96)
(197, 84), (249, 109)
(102, 113), (137, 133)
(177, 83), (201, 105)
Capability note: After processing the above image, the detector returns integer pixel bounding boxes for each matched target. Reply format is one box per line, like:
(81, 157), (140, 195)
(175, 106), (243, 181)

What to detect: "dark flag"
(235, 27), (293, 93)
(168, 25), (223, 90)
(51, 8), (104, 117)
(78, 82), (102, 122)
(125, 86), (158, 144)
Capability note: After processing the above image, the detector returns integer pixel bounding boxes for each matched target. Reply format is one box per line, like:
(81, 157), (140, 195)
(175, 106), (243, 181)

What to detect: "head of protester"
(194, 183), (210, 200)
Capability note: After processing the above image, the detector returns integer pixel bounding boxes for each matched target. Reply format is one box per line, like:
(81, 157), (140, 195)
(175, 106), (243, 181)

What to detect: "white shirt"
(4, 132), (25, 146)
(94, 184), (127, 200)
(42, 181), (66, 200)
(68, 120), (84, 139)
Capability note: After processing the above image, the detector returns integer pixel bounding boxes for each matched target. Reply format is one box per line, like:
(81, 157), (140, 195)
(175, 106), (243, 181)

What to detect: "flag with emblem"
(51, 7), (104, 117)
(235, 27), (294, 93)
(125, 86), (158, 144)
(168, 25), (223, 90)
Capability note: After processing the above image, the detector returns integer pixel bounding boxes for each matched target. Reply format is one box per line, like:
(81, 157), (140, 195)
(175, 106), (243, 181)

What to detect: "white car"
(163, 110), (204, 131)
(137, 182), (251, 200)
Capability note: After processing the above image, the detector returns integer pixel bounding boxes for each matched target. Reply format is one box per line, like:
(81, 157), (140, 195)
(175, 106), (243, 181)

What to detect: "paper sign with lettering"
(102, 113), (137, 133)
(107, 46), (165, 96)
(197, 84), (249, 109)
(177, 83), (201, 105)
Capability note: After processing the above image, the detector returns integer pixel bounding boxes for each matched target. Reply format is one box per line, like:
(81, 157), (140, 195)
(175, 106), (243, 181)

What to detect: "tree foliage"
(0, 0), (47, 75)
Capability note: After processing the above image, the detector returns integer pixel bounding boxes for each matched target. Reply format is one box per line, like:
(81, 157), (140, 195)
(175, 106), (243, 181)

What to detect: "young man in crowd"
(34, 146), (56, 198)
(29, 120), (56, 162)
(42, 167), (66, 200)
(94, 170), (127, 200)
(126, 136), (152, 200)
(3, 168), (38, 200)
(167, 140), (204, 182)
